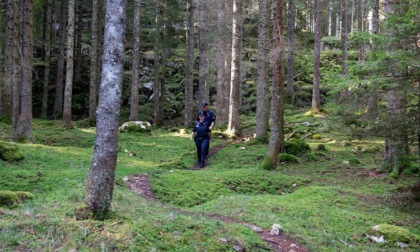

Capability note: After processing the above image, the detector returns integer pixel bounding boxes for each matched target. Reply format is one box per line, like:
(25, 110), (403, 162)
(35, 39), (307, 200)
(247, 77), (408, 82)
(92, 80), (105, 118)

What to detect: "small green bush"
(279, 153), (299, 164)
(0, 190), (19, 207)
(0, 141), (25, 162)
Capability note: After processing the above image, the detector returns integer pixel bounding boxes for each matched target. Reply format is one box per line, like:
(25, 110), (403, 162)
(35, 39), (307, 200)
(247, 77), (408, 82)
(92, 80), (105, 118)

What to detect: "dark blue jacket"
(193, 121), (210, 138)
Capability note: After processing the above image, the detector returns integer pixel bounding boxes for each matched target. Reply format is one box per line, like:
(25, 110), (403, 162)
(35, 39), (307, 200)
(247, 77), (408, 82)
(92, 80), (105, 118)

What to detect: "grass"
(0, 113), (419, 251)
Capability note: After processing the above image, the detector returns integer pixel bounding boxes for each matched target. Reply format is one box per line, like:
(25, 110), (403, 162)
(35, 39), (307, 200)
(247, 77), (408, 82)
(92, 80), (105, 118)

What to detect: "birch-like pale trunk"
(86, 0), (126, 217)
(198, 0), (209, 106)
(227, 0), (243, 136)
(216, 0), (226, 126)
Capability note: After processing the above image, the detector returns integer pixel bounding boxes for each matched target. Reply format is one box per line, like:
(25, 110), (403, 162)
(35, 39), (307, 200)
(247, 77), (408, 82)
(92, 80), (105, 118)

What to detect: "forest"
(0, 0), (419, 251)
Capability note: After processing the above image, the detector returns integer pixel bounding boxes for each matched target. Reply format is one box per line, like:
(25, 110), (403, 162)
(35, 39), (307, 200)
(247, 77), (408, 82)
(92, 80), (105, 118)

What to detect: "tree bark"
(13, 0), (33, 141)
(2, 0), (15, 118)
(184, 0), (194, 126)
(86, 0), (126, 217)
(53, 0), (67, 118)
(62, 0), (75, 128)
(256, 0), (269, 138)
(328, 0), (332, 36)
(41, 0), (52, 119)
(74, 0), (83, 83)
(89, 0), (99, 122)
(227, 0), (243, 136)
(222, 2), (233, 125)
(286, 0), (295, 102)
(153, 0), (165, 126)
(198, 0), (209, 106)
(312, 0), (321, 111)
(265, 0), (284, 169)
(129, 0), (141, 121)
(357, 0), (366, 64)
(341, 0), (349, 75)
(216, 0), (226, 126)
(383, 0), (408, 174)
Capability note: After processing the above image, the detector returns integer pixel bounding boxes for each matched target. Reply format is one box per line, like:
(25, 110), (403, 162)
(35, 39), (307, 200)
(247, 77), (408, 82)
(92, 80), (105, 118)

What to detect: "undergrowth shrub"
(0, 191), (19, 207)
(261, 156), (276, 170)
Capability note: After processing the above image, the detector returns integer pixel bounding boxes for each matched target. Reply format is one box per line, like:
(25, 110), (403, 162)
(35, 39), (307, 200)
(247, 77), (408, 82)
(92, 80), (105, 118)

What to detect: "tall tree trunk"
(153, 0), (164, 126)
(286, 0), (295, 102)
(2, 0), (15, 118)
(383, 0), (408, 175)
(14, 0), (33, 141)
(41, 0), (52, 119)
(367, 0), (379, 117)
(341, 0), (349, 75)
(198, 0), (209, 106)
(74, 0), (83, 83)
(222, 2), (233, 125)
(216, 0), (226, 126)
(86, 0), (126, 218)
(328, 0), (332, 36)
(264, 0), (284, 170)
(62, 0), (75, 128)
(312, 0), (321, 111)
(256, 0), (269, 138)
(129, 0), (141, 121)
(89, 0), (99, 122)
(227, 0), (243, 136)
(184, 0), (194, 126)
(53, 0), (67, 118)
(357, 0), (366, 64)
(336, 11), (341, 38)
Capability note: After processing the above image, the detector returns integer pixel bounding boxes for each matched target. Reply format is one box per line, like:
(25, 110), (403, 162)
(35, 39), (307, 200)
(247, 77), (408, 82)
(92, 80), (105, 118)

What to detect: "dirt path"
(126, 144), (309, 252)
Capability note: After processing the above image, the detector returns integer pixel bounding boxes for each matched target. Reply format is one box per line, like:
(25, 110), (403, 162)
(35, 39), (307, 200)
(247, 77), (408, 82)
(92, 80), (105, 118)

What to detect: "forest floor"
(127, 144), (309, 252)
(1, 109), (420, 251)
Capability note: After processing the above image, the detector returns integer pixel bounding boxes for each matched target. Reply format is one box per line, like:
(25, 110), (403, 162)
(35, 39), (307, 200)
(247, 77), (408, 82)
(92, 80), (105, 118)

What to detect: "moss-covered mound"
(151, 169), (310, 207)
(0, 190), (33, 207)
(368, 224), (420, 244)
(284, 140), (311, 156)
(0, 141), (25, 161)
(279, 153), (299, 164)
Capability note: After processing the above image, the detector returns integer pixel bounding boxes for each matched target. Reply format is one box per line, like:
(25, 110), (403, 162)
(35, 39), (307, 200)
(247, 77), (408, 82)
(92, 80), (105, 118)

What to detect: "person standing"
(197, 102), (215, 157)
(190, 111), (211, 168)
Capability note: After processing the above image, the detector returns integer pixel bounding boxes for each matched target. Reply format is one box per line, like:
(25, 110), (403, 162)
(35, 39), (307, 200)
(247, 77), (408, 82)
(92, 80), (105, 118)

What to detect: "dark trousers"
(195, 137), (209, 166)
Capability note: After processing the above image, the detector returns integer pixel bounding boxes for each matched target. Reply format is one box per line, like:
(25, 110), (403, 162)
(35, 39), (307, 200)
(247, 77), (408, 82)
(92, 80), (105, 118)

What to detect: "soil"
(126, 143), (310, 252)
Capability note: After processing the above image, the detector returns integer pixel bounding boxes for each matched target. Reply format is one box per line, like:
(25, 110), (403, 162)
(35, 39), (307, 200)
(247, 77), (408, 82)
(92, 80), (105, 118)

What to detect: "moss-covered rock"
(279, 153), (299, 163)
(0, 190), (19, 207)
(368, 224), (420, 244)
(348, 158), (361, 166)
(0, 141), (25, 162)
(317, 144), (327, 151)
(119, 121), (152, 133)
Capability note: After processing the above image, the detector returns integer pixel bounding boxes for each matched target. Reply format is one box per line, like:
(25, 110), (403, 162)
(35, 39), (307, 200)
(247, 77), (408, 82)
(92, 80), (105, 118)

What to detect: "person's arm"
(209, 112), (215, 130)
(190, 124), (197, 140)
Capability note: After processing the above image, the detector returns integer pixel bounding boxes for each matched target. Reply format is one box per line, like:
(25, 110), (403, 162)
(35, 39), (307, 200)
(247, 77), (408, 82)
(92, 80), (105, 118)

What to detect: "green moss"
(14, 191), (34, 202)
(119, 121), (151, 133)
(261, 156), (276, 170)
(348, 158), (361, 166)
(284, 140), (311, 156)
(0, 141), (25, 162)
(317, 144), (327, 151)
(0, 190), (19, 207)
(369, 224), (420, 244)
(279, 153), (299, 164)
